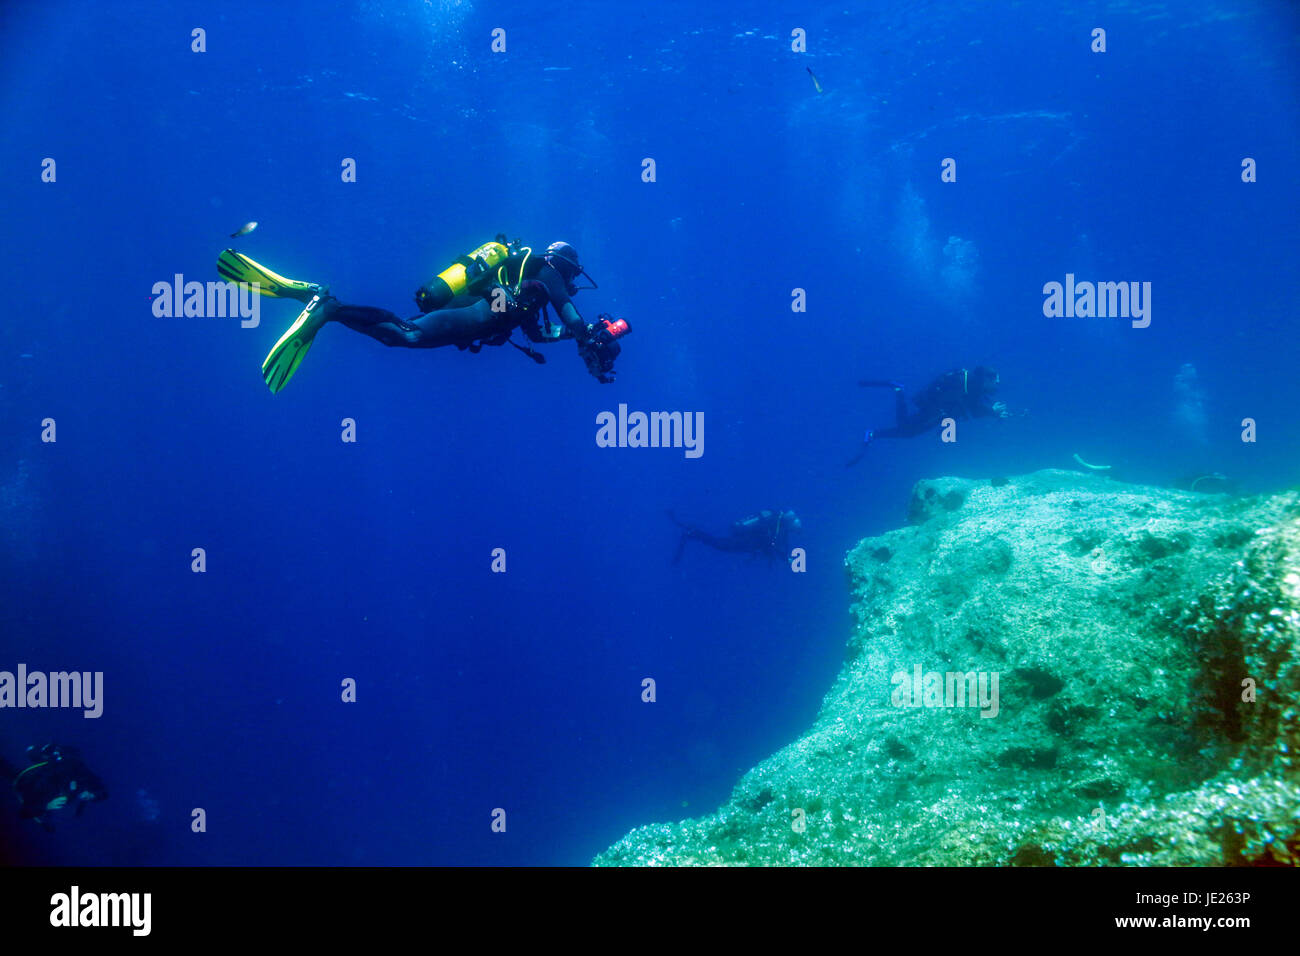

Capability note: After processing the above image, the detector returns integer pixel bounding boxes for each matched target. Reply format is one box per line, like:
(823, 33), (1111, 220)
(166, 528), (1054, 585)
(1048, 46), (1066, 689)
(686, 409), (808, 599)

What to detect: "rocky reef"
(595, 470), (1300, 866)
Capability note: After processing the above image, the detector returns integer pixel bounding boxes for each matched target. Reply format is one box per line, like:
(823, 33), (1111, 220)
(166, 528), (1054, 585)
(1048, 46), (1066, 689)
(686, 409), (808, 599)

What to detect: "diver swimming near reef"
(1174, 472), (1239, 494)
(217, 235), (630, 392)
(9, 743), (107, 832)
(848, 366), (1009, 464)
(669, 509), (802, 564)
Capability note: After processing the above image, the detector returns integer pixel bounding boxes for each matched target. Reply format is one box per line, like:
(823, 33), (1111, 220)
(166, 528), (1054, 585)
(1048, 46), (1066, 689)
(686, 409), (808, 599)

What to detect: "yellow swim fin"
(217, 248), (326, 302)
(262, 294), (331, 393)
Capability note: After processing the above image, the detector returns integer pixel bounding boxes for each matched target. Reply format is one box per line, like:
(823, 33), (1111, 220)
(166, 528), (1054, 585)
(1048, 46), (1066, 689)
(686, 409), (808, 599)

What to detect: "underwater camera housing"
(593, 315), (630, 348)
(582, 314), (631, 382)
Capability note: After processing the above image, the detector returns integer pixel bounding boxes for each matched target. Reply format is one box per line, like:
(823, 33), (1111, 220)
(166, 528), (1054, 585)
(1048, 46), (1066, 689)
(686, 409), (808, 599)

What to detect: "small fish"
(806, 66), (823, 94)
(230, 221), (258, 238)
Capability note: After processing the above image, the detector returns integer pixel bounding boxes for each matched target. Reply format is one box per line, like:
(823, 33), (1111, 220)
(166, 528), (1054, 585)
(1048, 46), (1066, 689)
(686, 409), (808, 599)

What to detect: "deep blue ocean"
(1, 0), (1296, 865)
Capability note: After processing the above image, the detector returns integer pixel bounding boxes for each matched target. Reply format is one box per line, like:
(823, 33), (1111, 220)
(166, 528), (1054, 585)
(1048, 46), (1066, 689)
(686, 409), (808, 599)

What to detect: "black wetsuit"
(671, 510), (798, 563)
(873, 369), (1002, 439)
(328, 255), (583, 350)
(12, 744), (107, 831)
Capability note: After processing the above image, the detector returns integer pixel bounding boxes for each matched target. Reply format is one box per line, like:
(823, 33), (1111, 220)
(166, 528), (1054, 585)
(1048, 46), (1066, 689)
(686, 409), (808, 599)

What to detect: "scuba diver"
(10, 743), (107, 832)
(1174, 472), (1239, 494)
(217, 236), (631, 393)
(849, 366), (1009, 463)
(669, 509), (802, 565)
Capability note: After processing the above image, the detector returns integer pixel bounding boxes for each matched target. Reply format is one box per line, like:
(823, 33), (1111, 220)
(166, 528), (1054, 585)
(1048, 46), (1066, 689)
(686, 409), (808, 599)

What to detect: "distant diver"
(850, 366), (1009, 463)
(806, 67), (824, 94)
(1073, 453), (1112, 472)
(1176, 472), (1238, 494)
(669, 509), (802, 564)
(11, 743), (108, 832)
(217, 236), (630, 393)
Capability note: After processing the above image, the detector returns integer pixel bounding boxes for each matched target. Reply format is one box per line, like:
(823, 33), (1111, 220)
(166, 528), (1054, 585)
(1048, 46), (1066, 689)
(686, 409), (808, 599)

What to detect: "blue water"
(1, 0), (1296, 865)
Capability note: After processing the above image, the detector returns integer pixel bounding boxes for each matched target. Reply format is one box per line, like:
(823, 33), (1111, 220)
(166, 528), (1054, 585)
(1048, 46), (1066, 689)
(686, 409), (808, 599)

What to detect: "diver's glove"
(992, 401), (1010, 419)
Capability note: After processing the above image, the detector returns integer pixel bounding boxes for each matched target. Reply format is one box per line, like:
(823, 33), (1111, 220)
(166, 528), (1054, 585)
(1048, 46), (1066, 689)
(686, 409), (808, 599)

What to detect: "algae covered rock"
(595, 470), (1300, 866)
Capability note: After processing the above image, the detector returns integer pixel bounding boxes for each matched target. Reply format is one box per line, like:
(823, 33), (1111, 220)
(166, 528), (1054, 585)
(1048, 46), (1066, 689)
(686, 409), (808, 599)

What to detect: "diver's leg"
(329, 304), (425, 347)
(893, 387), (909, 426)
(676, 526), (724, 551)
(850, 381), (910, 459)
(874, 415), (938, 440)
(407, 299), (514, 348)
(328, 299), (513, 349)
(668, 512), (689, 564)
(694, 532), (750, 553)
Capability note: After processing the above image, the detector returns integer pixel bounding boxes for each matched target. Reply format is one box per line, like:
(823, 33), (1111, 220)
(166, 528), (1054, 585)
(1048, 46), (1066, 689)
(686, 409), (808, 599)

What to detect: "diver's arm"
(536, 264), (590, 340)
(972, 395), (1008, 419)
(537, 263), (620, 380)
(556, 301), (589, 341)
(552, 293), (589, 340)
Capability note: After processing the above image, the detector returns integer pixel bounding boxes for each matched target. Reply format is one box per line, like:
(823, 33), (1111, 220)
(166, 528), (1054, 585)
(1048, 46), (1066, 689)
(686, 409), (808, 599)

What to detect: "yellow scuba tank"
(414, 240), (512, 313)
